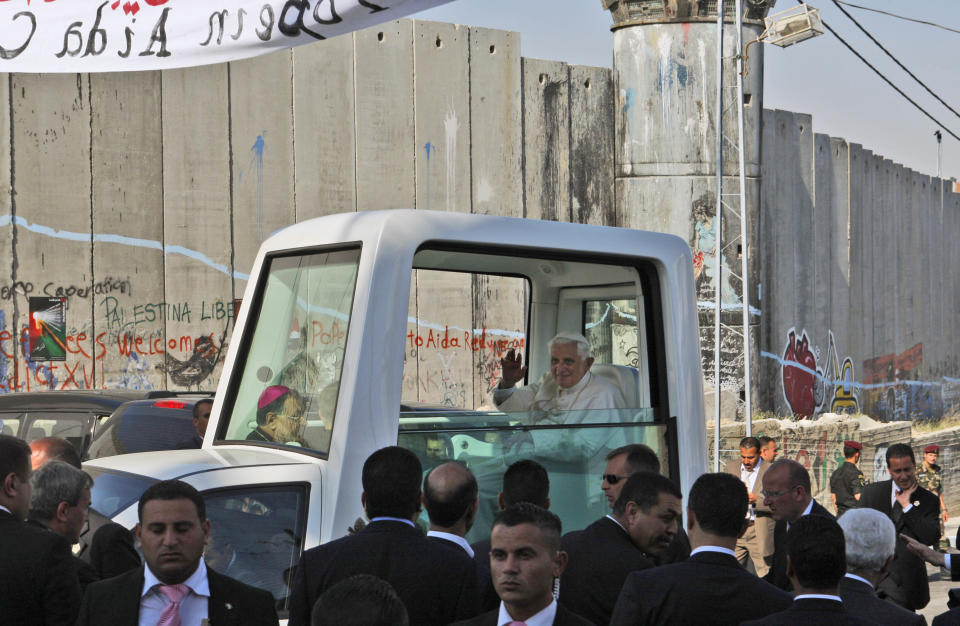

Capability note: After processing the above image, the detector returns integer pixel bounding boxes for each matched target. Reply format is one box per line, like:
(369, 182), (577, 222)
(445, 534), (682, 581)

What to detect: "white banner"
(0, 0), (452, 73)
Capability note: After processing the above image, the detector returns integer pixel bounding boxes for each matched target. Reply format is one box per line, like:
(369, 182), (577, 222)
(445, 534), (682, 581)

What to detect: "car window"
(85, 403), (196, 459)
(86, 468), (158, 518)
(203, 485), (308, 616)
(24, 412), (90, 454)
(0, 412), (24, 438)
(400, 408), (666, 540)
(221, 248), (360, 456)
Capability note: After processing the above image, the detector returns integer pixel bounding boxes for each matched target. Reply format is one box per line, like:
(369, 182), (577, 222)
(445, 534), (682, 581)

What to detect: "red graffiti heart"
(782, 329), (817, 417)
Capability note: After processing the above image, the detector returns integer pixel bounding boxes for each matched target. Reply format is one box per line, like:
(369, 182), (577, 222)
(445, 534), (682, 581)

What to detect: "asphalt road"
(919, 516), (960, 623)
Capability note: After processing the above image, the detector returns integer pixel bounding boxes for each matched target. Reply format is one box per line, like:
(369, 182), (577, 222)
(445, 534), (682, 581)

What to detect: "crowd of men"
(4, 426), (960, 625)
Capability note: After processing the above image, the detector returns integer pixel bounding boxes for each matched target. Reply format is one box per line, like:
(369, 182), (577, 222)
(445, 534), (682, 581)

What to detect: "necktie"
(893, 491), (904, 523)
(156, 583), (189, 626)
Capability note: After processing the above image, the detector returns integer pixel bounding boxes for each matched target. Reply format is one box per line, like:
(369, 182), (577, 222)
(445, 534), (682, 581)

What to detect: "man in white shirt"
(723, 436), (774, 576)
(610, 473), (790, 625)
(76, 479), (278, 626)
(453, 503), (592, 626)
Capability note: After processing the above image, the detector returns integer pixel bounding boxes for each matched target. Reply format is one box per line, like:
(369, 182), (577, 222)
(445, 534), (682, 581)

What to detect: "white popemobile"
(84, 209), (707, 618)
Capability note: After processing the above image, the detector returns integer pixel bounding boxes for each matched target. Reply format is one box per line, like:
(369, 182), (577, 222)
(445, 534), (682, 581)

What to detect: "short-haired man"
(29, 436), (141, 580)
(247, 385), (306, 445)
(472, 459), (550, 611)
(759, 436), (778, 463)
(311, 574), (409, 626)
(830, 440), (865, 516)
(601, 443), (690, 566)
(288, 446), (478, 626)
(494, 333), (626, 416)
(837, 508), (924, 625)
(918, 443), (949, 551)
(177, 397), (213, 449)
(742, 516), (875, 625)
(0, 434), (81, 626)
(724, 436), (775, 577)
(610, 473), (791, 625)
(761, 459), (834, 590)
(859, 442), (939, 611)
(77, 479), (278, 625)
(559, 472), (681, 625)
(28, 460), (98, 590)
(453, 503), (592, 626)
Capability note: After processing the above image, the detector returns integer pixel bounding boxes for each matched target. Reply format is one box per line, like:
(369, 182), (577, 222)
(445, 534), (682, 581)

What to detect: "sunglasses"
(602, 473), (631, 485)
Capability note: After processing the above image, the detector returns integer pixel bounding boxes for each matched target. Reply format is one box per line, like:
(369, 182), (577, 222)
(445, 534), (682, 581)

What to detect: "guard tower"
(603, 1), (777, 433)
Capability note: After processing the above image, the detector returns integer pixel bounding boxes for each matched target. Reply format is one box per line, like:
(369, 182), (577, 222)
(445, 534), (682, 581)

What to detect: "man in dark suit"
(610, 473), (791, 625)
(0, 434), (82, 626)
(287, 446), (478, 626)
(76, 479), (278, 625)
(743, 515), (875, 625)
(30, 436), (141, 579)
(860, 442), (939, 611)
(28, 460), (100, 591)
(473, 459), (550, 611)
(176, 397), (212, 449)
(724, 436), (775, 576)
(602, 443), (691, 566)
(761, 458), (834, 590)
(559, 471), (681, 625)
(453, 503), (592, 626)
(836, 508), (925, 625)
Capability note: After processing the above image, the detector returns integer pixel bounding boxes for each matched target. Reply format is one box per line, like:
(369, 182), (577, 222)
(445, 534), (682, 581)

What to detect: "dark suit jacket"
(451, 603), (595, 626)
(0, 510), (81, 626)
(934, 607), (960, 626)
(837, 576), (926, 625)
(609, 549), (792, 625)
(558, 516), (655, 626)
(76, 565), (278, 625)
(764, 499), (834, 591)
(77, 509), (140, 580)
(26, 519), (100, 593)
(430, 535), (498, 612)
(741, 597), (879, 625)
(287, 520), (477, 626)
(861, 479), (940, 610)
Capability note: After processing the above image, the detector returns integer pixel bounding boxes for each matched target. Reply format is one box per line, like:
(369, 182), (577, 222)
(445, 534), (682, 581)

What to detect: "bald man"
(30, 437), (81, 471)
(423, 462), (480, 557)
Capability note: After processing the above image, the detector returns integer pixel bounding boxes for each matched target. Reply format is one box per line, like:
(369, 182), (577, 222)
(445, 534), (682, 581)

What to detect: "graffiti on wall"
(692, 192), (740, 307)
(779, 328), (859, 418)
(862, 343), (942, 421)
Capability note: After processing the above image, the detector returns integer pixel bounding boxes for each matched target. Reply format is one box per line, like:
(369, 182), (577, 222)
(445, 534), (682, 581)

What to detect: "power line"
(793, 0), (960, 143)
(835, 1), (960, 37)
(831, 0), (960, 123)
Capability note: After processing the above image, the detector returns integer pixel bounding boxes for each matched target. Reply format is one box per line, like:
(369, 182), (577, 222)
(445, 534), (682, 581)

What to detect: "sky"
(415, 0), (960, 181)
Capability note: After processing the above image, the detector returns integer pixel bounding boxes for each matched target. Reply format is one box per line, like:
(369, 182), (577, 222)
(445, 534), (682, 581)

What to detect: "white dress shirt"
(427, 530), (475, 558)
(139, 559), (210, 626)
(690, 545), (737, 558)
(890, 481), (915, 513)
(497, 598), (558, 626)
(740, 459), (762, 519)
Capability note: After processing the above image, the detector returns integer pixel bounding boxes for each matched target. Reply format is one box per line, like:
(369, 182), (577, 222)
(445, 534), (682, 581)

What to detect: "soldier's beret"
(843, 440), (862, 451)
(924, 444), (940, 453)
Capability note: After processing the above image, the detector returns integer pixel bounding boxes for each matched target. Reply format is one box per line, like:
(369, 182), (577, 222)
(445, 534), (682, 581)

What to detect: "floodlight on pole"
(761, 4), (825, 47)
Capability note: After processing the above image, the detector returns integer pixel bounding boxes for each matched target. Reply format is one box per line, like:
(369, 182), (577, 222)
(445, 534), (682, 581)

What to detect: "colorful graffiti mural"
(862, 343), (942, 421)
(779, 328), (860, 419)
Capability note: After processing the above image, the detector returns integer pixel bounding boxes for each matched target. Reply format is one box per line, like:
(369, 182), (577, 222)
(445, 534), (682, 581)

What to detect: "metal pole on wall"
(735, 0), (752, 435)
(713, 0), (725, 472)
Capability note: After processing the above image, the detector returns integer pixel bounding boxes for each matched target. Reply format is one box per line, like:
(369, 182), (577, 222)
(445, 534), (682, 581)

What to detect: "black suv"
(0, 390), (182, 459)
(85, 396), (213, 459)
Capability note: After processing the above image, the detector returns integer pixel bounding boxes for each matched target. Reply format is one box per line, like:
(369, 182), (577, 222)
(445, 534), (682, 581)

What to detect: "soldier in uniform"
(830, 440), (865, 516)
(918, 443), (949, 550)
